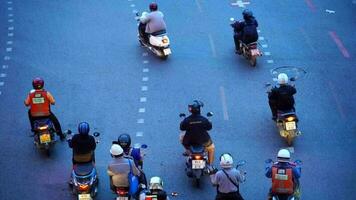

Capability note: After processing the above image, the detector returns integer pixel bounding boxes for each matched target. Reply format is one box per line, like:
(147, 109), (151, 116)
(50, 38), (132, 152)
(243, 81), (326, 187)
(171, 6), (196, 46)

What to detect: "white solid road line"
(219, 86), (229, 121)
(208, 34), (217, 58)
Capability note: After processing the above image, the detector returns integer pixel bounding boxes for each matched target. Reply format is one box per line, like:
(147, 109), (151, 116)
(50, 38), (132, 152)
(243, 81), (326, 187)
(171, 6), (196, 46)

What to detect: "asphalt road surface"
(0, 0), (355, 199)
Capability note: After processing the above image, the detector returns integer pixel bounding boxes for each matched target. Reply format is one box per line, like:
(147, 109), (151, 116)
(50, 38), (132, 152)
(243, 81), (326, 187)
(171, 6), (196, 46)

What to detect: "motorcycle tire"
(250, 56), (257, 67)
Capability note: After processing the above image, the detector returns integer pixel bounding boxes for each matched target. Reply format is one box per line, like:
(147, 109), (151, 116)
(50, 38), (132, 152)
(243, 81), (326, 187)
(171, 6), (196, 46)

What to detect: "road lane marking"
(231, 0), (250, 7)
(136, 132), (143, 137)
(141, 86), (148, 91)
(139, 108), (146, 113)
(143, 68), (149, 72)
(208, 34), (217, 58)
(4, 56), (11, 60)
(140, 97), (147, 102)
(8, 19), (14, 23)
(327, 81), (346, 120)
(8, 7), (13, 11)
(2, 65), (9, 69)
(257, 30), (261, 33)
(142, 77), (149, 82)
(137, 119), (144, 124)
(8, 33), (14, 37)
(264, 52), (271, 56)
(262, 44), (268, 48)
(259, 36), (265, 41)
(130, 4), (135, 7)
(267, 60), (274, 64)
(328, 31), (350, 58)
(305, 0), (316, 12)
(195, 0), (203, 12)
(219, 86), (229, 121)
(142, 52), (148, 57)
(8, 14), (13, 17)
(7, 41), (13, 45)
(325, 9), (336, 14)
(8, 27), (14, 30)
(0, 73), (7, 78)
(143, 60), (149, 64)
(7, 1), (13, 4)
(6, 48), (12, 52)
(0, 82), (4, 86)
(299, 28), (317, 54)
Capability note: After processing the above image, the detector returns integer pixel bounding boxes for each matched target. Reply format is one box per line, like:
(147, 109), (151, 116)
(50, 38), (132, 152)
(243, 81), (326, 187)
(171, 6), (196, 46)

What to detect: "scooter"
(33, 118), (57, 156)
(230, 18), (262, 67)
(67, 131), (101, 200)
(265, 159), (302, 200)
(266, 78), (301, 146)
(135, 12), (171, 59)
(179, 112), (213, 187)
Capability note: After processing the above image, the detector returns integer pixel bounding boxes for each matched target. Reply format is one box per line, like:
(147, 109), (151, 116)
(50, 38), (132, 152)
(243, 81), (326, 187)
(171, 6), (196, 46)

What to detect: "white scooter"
(136, 12), (171, 59)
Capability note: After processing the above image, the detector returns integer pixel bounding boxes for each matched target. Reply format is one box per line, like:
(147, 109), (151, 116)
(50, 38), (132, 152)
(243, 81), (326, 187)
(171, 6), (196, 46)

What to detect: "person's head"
(78, 122), (90, 136)
(242, 9), (254, 21)
(32, 77), (44, 90)
(149, 2), (158, 12)
(149, 176), (163, 190)
(277, 73), (289, 85)
(220, 153), (234, 169)
(117, 133), (131, 152)
(110, 144), (124, 157)
(188, 100), (204, 115)
(277, 149), (291, 162)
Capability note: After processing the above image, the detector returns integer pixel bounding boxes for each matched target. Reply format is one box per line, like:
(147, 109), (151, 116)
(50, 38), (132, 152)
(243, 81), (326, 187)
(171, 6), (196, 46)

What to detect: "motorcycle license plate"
(163, 48), (171, 55)
(78, 194), (92, 200)
(192, 160), (205, 169)
(40, 134), (51, 143)
(116, 197), (129, 200)
(285, 121), (296, 131)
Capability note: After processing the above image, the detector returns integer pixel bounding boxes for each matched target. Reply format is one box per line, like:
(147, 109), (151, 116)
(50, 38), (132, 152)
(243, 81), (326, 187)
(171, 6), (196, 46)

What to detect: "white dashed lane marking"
(140, 97), (147, 102)
(142, 52), (148, 57)
(8, 27), (14, 30)
(8, 19), (14, 23)
(143, 68), (149, 72)
(141, 86), (148, 91)
(7, 33), (14, 37)
(0, 82), (5, 86)
(4, 56), (11, 60)
(142, 77), (149, 82)
(136, 132), (143, 137)
(137, 119), (144, 124)
(7, 41), (13, 45)
(262, 44), (268, 48)
(6, 48), (12, 52)
(143, 60), (149, 64)
(7, 1), (13, 4)
(8, 14), (13, 17)
(8, 7), (13, 10)
(267, 60), (274, 64)
(264, 52), (271, 56)
(2, 65), (9, 69)
(139, 108), (146, 113)
(0, 73), (7, 78)
(130, 4), (135, 7)
(259, 36), (265, 41)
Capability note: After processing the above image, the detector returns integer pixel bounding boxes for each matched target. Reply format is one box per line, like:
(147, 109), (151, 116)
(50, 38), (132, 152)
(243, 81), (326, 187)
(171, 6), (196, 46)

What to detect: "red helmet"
(149, 2), (158, 11)
(32, 77), (44, 89)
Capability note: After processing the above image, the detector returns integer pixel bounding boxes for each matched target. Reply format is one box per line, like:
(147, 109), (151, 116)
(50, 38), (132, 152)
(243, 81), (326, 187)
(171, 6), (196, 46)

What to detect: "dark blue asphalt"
(0, 0), (355, 199)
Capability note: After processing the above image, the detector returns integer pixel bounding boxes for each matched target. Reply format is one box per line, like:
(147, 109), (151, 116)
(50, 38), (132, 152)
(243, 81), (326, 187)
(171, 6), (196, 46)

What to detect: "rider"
(24, 77), (65, 139)
(68, 122), (96, 164)
(210, 153), (245, 200)
(139, 176), (170, 200)
(268, 73), (297, 120)
(114, 133), (144, 168)
(107, 144), (141, 193)
(180, 100), (215, 165)
(139, 2), (167, 44)
(265, 149), (301, 200)
(230, 9), (259, 54)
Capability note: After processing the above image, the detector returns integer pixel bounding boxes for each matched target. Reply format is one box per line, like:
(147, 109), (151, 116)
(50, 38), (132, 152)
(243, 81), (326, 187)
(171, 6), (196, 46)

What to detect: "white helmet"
(277, 73), (289, 85)
(220, 153), (234, 168)
(277, 149), (291, 162)
(110, 144), (123, 156)
(149, 176), (163, 190)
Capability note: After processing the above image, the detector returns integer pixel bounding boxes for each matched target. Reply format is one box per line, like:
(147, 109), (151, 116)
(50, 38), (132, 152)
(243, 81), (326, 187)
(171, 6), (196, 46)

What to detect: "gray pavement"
(0, 0), (355, 199)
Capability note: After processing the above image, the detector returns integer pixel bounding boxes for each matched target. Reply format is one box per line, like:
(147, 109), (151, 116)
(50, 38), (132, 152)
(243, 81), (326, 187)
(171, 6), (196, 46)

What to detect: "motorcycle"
(266, 78), (301, 146)
(33, 118), (57, 156)
(67, 131), (101, 200)
(179, 112), (213, 187)
(135, 12), (172, 59)
(265, 159), (302, 200)
(112, 140), (148, 170)
(230, 18), (262, 67)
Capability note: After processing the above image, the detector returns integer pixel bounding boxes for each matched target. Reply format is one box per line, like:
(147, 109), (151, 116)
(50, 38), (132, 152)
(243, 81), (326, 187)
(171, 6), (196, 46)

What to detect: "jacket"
(269, 85), (297, 111)
(140, 11), (167, 34)
(180, 114), (212, 146)
(210, 168), (245, 194)
(69, 134), (96, 162)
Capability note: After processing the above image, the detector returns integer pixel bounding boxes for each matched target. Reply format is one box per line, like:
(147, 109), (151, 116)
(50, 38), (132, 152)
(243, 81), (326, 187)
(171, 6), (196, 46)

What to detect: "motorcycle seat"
(277, 109), (296, 117)
(34, 118), (52, 127)
(190, 145), (205, 154)
(74, 162), (95, 176)
(151, 29), (167, 36)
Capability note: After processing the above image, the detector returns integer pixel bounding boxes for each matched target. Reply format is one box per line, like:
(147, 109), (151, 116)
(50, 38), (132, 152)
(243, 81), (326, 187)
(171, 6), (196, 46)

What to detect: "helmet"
(242, 9), (253, 20)
(220, 153), (234, 168)
(32, 77), (44, 89)
(277, 73), (289, 85)
(149, 2), (158, 11)
(277, 149), (291, 162)
(149, 176), (163, 190)
(78, 122), (90, 136)
(118, 133), (131, 151)
(110, 144), (124, 156)
(188, 100), (204, 114)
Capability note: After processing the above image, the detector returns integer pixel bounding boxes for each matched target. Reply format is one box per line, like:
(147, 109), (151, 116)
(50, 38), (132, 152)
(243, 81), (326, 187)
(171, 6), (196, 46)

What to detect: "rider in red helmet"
(24, 77), (65, 139)
(138, 2), (167, 44)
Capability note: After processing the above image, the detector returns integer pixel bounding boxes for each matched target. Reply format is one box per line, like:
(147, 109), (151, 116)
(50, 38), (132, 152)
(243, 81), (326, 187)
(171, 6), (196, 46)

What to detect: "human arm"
(204, 117), (212, 131)
(140, 12), (151, 24)
(180, 118), (187, 131)
(292, 165), (301, 179)
(209, 171), (220, 186)
(265, 165), (272, 178)
(131, 159), (141, 176)
(24, 94), (31, 106)
(46, 92), (55, 105)
(90, 136), (96, 151)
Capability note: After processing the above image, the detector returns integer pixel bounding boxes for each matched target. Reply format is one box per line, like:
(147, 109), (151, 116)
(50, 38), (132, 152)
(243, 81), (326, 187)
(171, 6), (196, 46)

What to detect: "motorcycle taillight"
(192, 154), (203, 160)
(117, 189), (128, 195)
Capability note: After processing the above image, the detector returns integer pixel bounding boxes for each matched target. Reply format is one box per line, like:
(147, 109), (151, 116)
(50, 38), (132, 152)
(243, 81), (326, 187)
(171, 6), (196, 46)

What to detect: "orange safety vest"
(29, 90), (51, 117)
(271, 165), (294, 195)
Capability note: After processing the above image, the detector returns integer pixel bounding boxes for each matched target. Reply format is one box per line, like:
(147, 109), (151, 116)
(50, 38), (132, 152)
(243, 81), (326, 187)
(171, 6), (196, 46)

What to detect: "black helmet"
(149, 2), (158, 11)
(32, 77), (44, 89)
(188, 100), (204, 114)
(118, 133), (131, 152)
(242, 9), (253, 20)
(78, 122), (90, 136)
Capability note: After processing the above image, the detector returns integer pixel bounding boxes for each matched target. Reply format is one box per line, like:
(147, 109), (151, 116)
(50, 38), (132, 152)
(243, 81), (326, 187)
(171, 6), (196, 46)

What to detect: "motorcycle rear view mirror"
(236, 160), (246, 167)
(294, 159), (302, 165)
(171, 192), (179, 197)
(265, 82), (272, 87)
(93, 132), (100, 137)
(141, 144), (148, 149)
(265, 158), (273, 164)
(179, 113), (186, 118)
(207, 112), (214, 117)
(230, 17), (235, 22)
(290, 77), (296, 81)
(135, 11), (140, 16)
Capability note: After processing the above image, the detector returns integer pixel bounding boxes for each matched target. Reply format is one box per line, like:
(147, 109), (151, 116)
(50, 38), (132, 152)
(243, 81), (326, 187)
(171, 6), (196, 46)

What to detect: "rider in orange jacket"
(24, 77), (65, 139)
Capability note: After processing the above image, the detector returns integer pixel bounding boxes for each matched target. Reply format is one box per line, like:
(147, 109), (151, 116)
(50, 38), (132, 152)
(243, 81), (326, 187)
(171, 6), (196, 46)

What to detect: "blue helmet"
(78, 122), (90, 136)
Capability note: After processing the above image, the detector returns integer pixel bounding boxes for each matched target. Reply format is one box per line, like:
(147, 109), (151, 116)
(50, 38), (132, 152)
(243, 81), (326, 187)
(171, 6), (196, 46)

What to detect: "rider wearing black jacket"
(69, 122), (96, 164)
(231, 9), (259, 54)
(180, 100), (215, 165)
